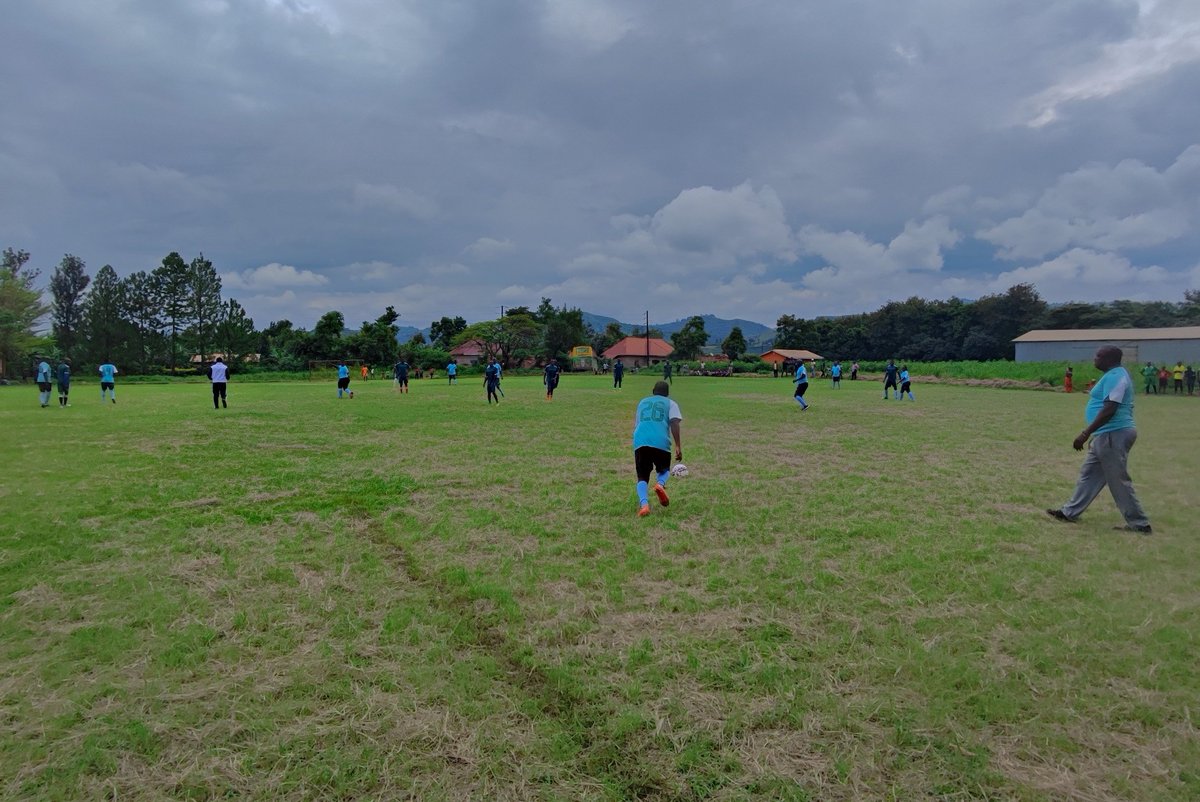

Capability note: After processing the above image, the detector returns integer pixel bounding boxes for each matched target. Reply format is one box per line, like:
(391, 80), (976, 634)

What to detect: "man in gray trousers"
(1047, 345), (1152, 534)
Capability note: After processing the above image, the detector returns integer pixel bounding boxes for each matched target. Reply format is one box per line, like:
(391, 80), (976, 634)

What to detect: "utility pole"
(645, 310), (650, 368)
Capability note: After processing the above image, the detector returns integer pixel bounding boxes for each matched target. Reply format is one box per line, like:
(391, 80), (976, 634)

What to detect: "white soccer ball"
(671, 463), (689, 478)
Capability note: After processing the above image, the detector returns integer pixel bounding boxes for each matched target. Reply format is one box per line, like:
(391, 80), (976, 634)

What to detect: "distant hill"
(582, 312), (774, 349)
(395, 313), (776, 350)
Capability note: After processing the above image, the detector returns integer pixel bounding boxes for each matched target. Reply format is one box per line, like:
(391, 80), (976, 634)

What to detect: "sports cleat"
(1045, 508), (1078, 523)
(638, 503), (651, 517)
(1113, 524), (1152, 535)
(654, 484), (669, 506)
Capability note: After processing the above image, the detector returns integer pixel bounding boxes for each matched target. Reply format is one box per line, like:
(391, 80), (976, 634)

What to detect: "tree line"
(773, 285), (1200, 362)
(6, 246), (1197, 378)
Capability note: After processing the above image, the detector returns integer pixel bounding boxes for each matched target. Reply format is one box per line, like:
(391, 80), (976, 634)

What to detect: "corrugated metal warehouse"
(1013, 327), (1200, 364)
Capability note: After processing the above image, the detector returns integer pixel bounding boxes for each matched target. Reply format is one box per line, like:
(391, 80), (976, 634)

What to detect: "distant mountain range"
(395, 313), (776, 349)
(581, 312), (775, 348)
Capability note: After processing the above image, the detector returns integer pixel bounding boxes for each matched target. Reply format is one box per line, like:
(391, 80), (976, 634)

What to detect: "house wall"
(1015, 339), (1200, 365)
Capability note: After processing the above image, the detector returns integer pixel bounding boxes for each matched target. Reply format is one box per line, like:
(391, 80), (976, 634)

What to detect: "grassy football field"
(1, 374), (1197, 801)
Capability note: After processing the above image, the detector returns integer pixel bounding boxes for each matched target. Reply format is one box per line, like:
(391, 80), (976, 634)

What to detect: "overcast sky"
(4, 0), (1199, 329)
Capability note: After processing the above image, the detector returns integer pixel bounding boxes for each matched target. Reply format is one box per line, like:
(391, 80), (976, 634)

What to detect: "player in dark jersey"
(544, 358), (561, 400)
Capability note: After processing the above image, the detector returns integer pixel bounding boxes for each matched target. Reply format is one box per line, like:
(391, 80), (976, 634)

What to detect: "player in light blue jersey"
(792, 361), (810, 410)
(899, 366), (915, 400)
(337, 362), (352, 398)
(36, 357), (52, 407)
(830, 361), (841, 388)
(98, 361), (118, 403)
(447, 361), (457, 385)
(631, 381), (683, 517)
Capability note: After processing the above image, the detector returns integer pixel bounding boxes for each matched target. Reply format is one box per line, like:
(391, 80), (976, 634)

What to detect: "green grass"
(2, 374), (1197, 800)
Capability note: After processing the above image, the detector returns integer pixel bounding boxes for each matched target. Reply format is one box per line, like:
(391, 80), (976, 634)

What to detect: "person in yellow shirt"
(1172, 361), (1185, 394)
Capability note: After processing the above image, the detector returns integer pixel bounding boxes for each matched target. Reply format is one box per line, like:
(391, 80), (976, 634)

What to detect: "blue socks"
(795, 397), (807, 409)
(656, 471), (669, 488)
(636, 481), (649, 506)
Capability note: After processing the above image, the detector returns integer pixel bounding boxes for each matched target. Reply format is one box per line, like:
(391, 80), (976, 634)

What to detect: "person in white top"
(208, 357), (229, 409)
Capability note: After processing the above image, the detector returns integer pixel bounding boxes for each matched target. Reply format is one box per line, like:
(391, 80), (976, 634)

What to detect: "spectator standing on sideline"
(1157, 366), (1169, 394)
(1186, 365), (1196, 395)
(361, 364), (369, 381)
(35, 356), (52, 408)
(98, 360), (118, 403)
(631, 380), (683, 518)
(1141, 362), (1157, 394)
(56, 358), (71, 407)
(1172, 361), (1185, 394)
(1063, 365), (1073, 393)
(613, 358), (625, 388)
(830, 361), (842, 388)
(1047, 345), (1150, 534)
(544, 358), (561, 400)
(208, 357), (229, 409)
(851, 361), (859, 381)
(792, 360), (810, 410)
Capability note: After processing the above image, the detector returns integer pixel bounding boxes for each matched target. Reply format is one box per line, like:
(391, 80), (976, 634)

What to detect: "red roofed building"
(449, 339), (487, 365)
(602, 337), (673, 368)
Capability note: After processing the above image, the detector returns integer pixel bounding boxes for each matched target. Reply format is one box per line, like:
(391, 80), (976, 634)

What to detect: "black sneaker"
(1046, 508), (1078, 523)
(1113, 524), (1152, 535)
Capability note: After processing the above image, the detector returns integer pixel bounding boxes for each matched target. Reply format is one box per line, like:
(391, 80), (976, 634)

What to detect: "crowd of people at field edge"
(27, 346), (1165, 529)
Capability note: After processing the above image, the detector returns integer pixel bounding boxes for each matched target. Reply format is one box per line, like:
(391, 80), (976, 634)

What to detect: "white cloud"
(1025, 0), (1200, 126)
(986, 248), (1171, 301)
(648, 183), (796, 263)
(978, 146), (1199, 260)
(464, 237), (516, 259)
(222, 262), (328, 291)
(351, 182), (438, 220)
(541, 0), (634, 52)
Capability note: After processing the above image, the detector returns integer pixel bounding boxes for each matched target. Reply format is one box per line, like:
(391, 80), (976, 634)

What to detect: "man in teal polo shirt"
(1047, 345), (1151, 534)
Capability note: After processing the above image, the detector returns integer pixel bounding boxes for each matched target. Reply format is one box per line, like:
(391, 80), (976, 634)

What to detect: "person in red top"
(1063, 365), (1073, 393)
(1157, 367), (1169, 394)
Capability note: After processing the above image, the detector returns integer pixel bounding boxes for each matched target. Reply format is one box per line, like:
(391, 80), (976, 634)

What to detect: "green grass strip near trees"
(1, 375), (1197, 800)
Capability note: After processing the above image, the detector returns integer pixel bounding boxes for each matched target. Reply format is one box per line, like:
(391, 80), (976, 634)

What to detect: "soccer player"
(792, 360), (810, 410)
(493, 359), (505, 397)
(544, 358), (561, 400)
(484, 358), (501, 404)
(98, 360), (118, 403)
(337, 361), (352, 398)
(613, 358), (624, 388)
(830, 360), (842, 388)
(35, 356), (52, 407)
(208, 357), (229, 409)
(393, 359), (409, 393)
(899, 365), (915, 400)
(56, 357), (71, 407)
(663, 360), (673, 385)
(447, 360), (457, 385)
(632, 380), (683, 517)
(882, 360), (899, 399)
